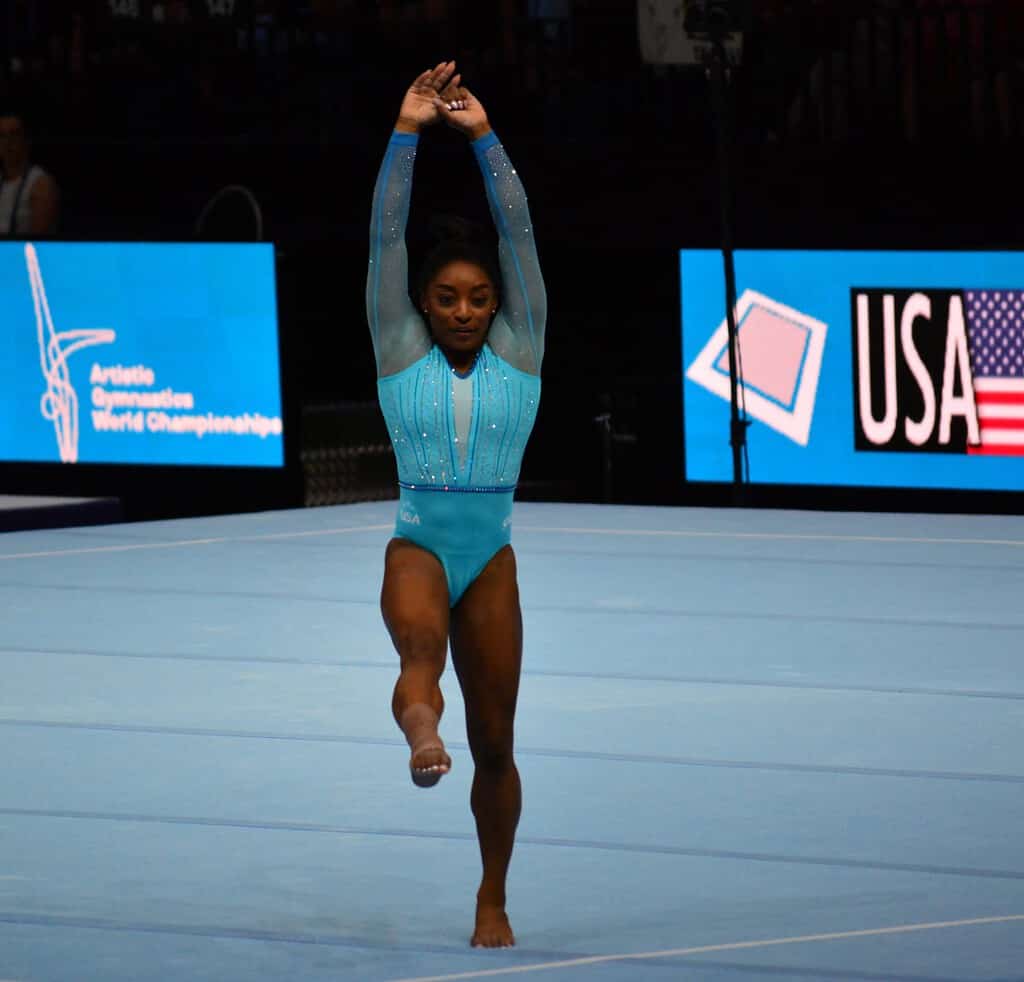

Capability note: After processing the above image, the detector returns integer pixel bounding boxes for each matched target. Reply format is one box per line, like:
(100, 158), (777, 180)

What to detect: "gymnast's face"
(421, 261), (497, 371)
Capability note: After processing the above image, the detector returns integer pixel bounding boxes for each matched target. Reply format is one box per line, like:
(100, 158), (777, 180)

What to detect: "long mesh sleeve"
(366, 131), (431, 378)
(473, 132), (547, 376)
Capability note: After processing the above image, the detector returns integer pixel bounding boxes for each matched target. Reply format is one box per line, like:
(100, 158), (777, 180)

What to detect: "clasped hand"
(396, 60), (491, 140)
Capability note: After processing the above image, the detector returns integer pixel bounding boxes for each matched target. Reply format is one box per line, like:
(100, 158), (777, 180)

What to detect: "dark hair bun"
(428, 213), (488, 245)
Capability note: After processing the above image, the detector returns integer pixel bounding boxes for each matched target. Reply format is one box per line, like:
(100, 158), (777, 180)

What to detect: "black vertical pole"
(707, 35), (747, 497)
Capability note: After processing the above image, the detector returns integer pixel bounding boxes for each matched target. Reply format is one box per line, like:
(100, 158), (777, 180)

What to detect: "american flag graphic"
(965, 290), (1024, 456)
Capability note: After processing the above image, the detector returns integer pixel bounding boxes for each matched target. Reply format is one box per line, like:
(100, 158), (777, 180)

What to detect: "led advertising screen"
(682, 249), (1024, 489)
(1, 241), (284, 468)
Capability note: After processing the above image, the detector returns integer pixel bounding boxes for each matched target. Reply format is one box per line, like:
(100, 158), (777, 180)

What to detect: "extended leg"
(450, 545), (523, 947)
(381, 538), (452, 786)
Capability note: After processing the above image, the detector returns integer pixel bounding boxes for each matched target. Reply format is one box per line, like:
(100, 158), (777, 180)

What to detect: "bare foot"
(472, 902), (515, 948)
(400, 704), (451, 788)
(410, 743), (451, 788)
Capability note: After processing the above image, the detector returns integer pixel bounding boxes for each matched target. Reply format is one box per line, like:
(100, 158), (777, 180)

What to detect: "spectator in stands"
(523, 0), (571, 93)
(0, 107), (60, 237)
(902, 0), (1015, 142)
(972, 0), (1018, 140)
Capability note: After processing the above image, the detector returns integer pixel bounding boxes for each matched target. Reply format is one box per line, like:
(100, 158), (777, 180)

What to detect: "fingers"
(447, 87), (471, 112)
(440, 74), (462, 99)
(438, 73), (462, 103)
(453, 86), (476, 110)
(426, 60), (456, 91)
(432, 77), (469, 113)
(436, 96), (467, 113)
(418, 61), (472, 106)
(438, 62), (457, 88)
(425, 67), (478, 127)
(410, 61), (446, 93)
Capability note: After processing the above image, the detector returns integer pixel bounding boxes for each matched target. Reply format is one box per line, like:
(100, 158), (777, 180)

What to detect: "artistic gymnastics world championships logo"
(26, 243), (116, 463)
(24, 242), (284, 465)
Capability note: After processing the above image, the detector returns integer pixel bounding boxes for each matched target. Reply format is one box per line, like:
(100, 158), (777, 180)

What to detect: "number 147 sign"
(108, 0), (141, 17)
(107, 0), (239, 18)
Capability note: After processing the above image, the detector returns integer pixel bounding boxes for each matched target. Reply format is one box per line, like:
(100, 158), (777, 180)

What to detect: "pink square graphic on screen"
(715, 306), (808, 407)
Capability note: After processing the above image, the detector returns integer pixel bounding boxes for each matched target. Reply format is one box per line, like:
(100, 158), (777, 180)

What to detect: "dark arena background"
(4, 4), (1024, 982)
(4, 0), (1024, 519)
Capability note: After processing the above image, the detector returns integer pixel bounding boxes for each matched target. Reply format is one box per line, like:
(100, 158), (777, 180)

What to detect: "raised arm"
(366, 63), (458, 378)
(435, 92), (547, 376)
(366, 131), (428, 377)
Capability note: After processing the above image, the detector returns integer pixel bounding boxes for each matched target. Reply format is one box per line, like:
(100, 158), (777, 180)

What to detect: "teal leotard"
(366, 130), (546, 605)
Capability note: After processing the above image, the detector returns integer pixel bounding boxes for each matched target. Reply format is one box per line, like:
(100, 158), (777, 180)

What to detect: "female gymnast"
(365, 61), (546, 948)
